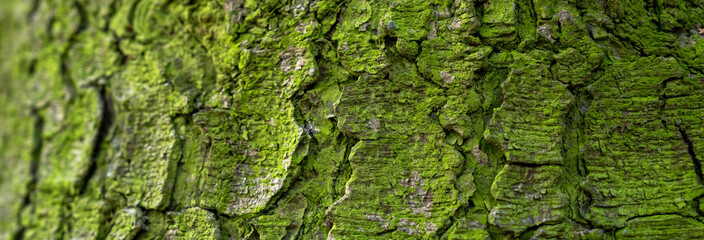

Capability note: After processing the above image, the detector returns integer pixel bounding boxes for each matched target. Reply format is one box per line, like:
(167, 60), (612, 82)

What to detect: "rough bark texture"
(1, 0), (704, 239)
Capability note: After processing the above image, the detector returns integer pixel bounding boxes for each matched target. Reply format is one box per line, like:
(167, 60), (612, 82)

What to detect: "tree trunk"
(1, 0), (704, 239)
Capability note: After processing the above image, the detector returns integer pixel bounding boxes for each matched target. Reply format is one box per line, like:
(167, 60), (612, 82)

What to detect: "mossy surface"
(1, 0), (704, 239)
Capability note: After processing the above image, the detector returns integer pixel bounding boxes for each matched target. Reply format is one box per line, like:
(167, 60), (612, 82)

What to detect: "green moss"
(3, 0), (704, 239)
(479, 0), (518, 45)
(615, 215), (704, 239)
(107, 208), (144, 240)
(485, 50), (573, 165)
(583, 56), (703, 228)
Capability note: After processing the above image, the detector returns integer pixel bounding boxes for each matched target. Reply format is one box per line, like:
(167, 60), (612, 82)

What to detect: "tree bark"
(1, 0), (704, 239)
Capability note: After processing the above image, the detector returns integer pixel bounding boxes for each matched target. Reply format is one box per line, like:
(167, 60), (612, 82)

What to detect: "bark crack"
(78, 85), (114, 195)
(676, 125), (704, 185)
(12, 108), (44, 240)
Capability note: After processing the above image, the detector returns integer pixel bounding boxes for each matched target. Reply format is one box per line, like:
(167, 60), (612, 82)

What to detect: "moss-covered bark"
(1, 0), (704, 239)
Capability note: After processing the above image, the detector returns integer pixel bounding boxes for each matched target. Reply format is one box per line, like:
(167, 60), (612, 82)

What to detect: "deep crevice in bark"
(677, 125), (704, 185)
(78, 85), (115, 195)
(12, 108), (44, 240)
